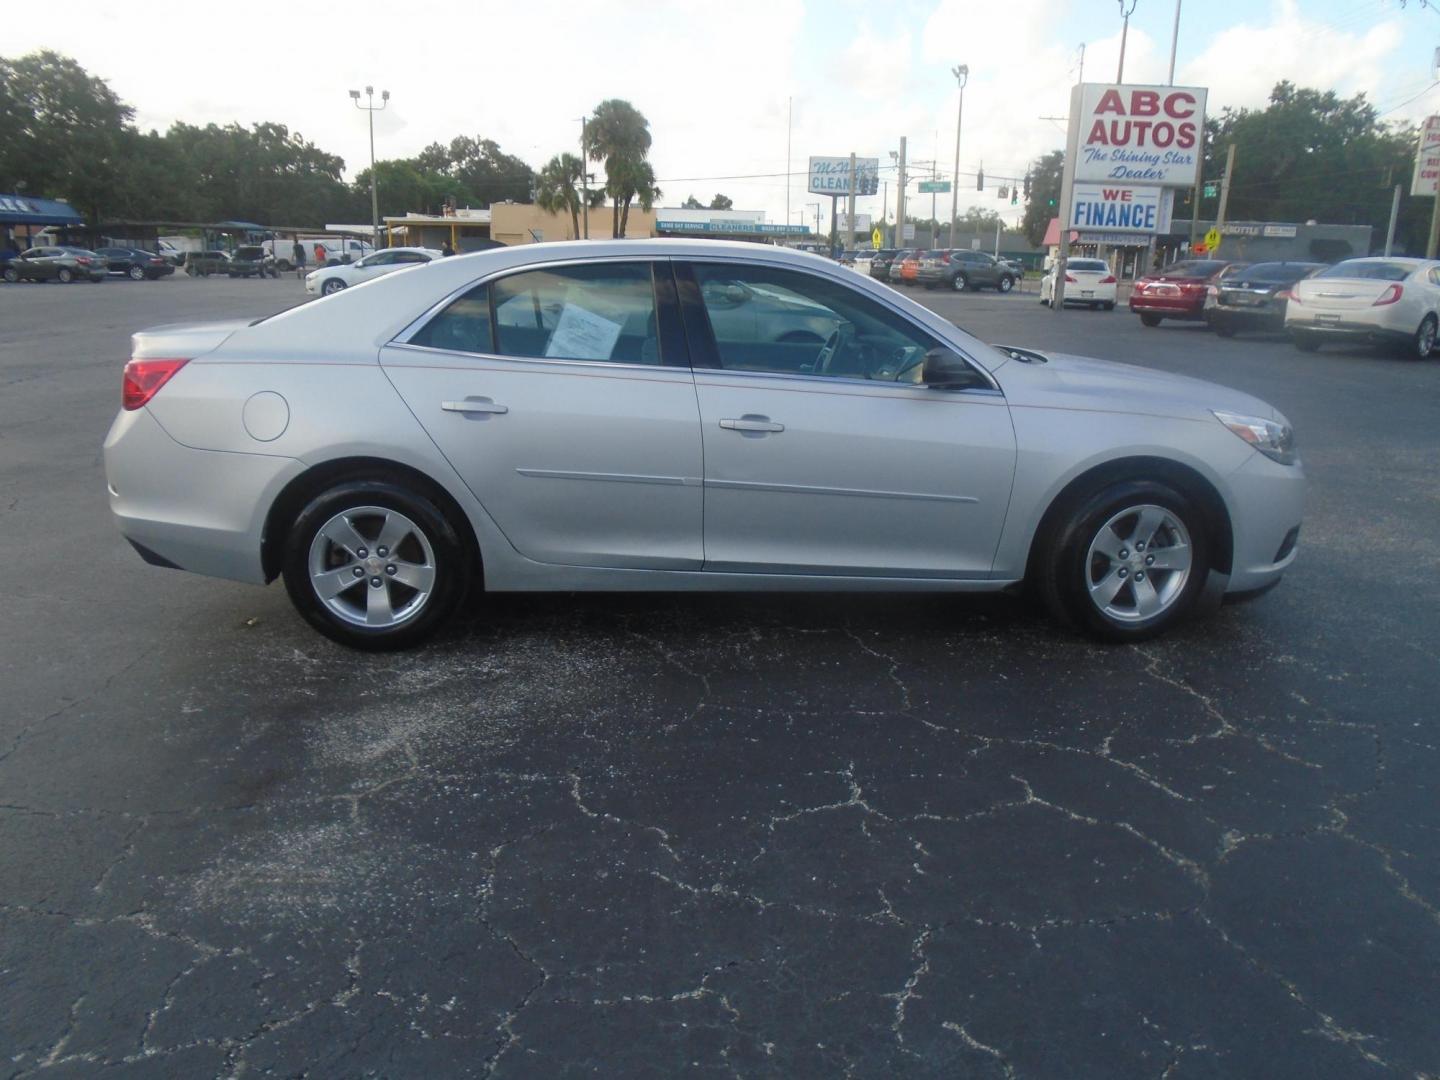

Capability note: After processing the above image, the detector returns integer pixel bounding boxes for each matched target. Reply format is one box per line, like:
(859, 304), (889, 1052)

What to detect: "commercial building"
(1, 193), (85, 250)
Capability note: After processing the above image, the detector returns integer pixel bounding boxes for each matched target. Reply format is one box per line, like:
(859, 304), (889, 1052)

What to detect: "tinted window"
(364, 252), (398, 266)
(394, 252), (430, 264)
(1160, 260), (1227, 279)
(1315, 260), (1413, 282)
(1068, 259), (1109, 272)
(411, 283), (494, 354)
(1237, 262), (1323, 283)
(491, 262), (661, 364)
(690, 262), (941, 382)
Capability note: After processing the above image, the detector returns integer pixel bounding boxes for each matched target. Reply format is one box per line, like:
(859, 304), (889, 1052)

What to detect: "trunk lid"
(1291, 275), (1396, 311)
(131, 318), (255, 360)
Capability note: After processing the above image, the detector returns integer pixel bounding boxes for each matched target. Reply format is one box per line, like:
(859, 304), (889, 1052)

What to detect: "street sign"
(871, 227), (883, 248)
(1412, 116), (1440, 197)
(807, 157), (880, 196)
(1070, 83), (1208, 187)
(1192, 242), (1208, 255)
(1203, 181), (1218, 198)
(917, 180), (951, 193)
(1204, 227), (1221, 251)
(836, 212), (872, 232)
(902, 223), (916, 241)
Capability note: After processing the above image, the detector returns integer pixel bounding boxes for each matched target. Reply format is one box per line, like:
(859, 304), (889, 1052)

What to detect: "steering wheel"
(814, 321), (855, 375)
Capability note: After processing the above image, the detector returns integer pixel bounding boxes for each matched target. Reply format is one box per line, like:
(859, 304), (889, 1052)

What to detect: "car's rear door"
(677, 259), (1015, 577)
(381, 258), (704, 569)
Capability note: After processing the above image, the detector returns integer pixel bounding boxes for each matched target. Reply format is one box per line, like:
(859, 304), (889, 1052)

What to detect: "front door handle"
(442, 398), (508, 415)
(719, 416), (784, 433)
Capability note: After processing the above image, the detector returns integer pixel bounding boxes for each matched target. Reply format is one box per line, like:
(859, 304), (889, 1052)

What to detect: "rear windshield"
(925, 250), (948, 258)
(1068, 259), (1108, 271)
(1236, 262), (1324, 282)
(1315, 260), (1412, 281)
(1160, 260), (1227, 279)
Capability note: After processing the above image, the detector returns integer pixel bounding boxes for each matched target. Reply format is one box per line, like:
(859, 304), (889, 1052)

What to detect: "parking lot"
(3, 270), (1439, 1078)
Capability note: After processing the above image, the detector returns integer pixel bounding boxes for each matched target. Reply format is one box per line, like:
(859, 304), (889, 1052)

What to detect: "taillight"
(1064, 274), (1077, 283)
(76, 257), (92, 265)
(1276, 288), (1295, 303)
(940, 253), (951, 264)
(1373, 283), (1403, 306)
(1100, 275), (1117, 284)
(1206, 285), (1219, 297)
(122, 358), (189, 410)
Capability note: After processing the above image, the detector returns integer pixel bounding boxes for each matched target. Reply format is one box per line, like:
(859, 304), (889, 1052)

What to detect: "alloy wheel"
(307, 506), (437, 628)
(1084, 504), (1193, 622)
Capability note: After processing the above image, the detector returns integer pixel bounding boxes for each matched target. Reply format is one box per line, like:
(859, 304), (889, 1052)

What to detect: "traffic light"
(976, 167), (984, 191)
(997, 184), (1008, 201)
(1023, 172), (1032, 198)
(1011, 187), (1019, 206)
(1047, 197), (1057, 207)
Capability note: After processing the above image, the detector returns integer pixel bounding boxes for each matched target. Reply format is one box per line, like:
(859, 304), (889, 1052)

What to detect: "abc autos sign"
(1070, 84), (1207, 187)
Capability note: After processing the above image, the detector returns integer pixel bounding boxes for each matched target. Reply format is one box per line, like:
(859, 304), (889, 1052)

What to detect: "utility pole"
(932, 159), (939, 246)
(1385, 183), (1401, 256)
(950, 65), (968, 247)
(1077, 43), (1086, 84)
(897, 136), (907, 251)
(846, 152), (857, 255)
(1117, 0), (1138, 82)
(1054, 83), (1082, 315)
(579, 116), (590, 239)
(1215, 143), (1237, 228)
(1428, 185), (1440, 259)
(1168, 0), (1182, 85)
(350, 86), (389, 250)
(785, 97), (792, 247)
(1189, 123), (1206, 252)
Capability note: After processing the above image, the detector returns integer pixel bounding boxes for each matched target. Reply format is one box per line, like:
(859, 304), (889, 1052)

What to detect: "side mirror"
(723, 283), (750, 304)
(923, 348), (984, 390)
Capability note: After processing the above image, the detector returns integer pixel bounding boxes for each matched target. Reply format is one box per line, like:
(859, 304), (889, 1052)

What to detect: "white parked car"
(1285, 257), (1440, 358)
(852, 252), (875, 275)
(104, 241), (1303, 650)
(1041, 257), (1117, 310)
(305, 247), (445, 296)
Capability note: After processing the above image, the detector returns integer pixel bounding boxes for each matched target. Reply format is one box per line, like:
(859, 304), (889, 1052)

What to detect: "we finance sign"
(1071, 84), (1206, 187)
(1069, 184), (1172, 234)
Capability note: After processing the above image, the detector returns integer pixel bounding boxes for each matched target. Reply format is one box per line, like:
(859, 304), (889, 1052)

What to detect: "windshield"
(1315, 260), (1413, 282)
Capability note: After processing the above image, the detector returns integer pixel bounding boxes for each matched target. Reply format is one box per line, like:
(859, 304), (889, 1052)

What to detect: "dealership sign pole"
(1414, 116), (1440, 258)
(808, 155), (880, 258)
(1054, 83), (1206, 312)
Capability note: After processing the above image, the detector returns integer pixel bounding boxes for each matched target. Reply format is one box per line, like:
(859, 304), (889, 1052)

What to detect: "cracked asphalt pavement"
(2, 274), (1438, 1078)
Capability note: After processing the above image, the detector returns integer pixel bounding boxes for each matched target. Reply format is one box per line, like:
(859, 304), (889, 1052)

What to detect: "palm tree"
(534, 152), (585, 239)
(584, 99), (657, 238)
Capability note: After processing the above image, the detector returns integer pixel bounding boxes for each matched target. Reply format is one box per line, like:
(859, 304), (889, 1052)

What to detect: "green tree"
(584, 99), (659, 237)
(709, 193), (733, 210)
(352, 159), (463, 218)
(534, 153), (590, 238)
(681, 194), (704, 209)
(1021, 150), (1064, 247)
(415, 135), (533, 206)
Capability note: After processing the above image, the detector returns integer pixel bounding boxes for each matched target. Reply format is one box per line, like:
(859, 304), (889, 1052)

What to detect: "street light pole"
(350, 86), (389, 251)
(1117, 0), (1138, 82)
(579, 116), (590, 240)
(949, 64), (968, 248)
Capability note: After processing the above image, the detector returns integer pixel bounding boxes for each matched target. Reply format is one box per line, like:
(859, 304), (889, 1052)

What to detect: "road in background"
(3, 274), (1438, 1078)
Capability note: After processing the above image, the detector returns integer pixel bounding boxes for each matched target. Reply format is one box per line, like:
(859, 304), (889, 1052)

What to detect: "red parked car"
(1130, 259), (1246, 326)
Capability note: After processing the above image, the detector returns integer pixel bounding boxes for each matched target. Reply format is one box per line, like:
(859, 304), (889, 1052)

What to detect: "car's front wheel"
(997, 275), (1014, 293)
(281, 480), (471, 650)
(1038, 480), (1211, 642)
(2, 266), (17, 283)
(1411, 314), (1437, 359)
(321, 278), (346, 295)
(952, 273), (969, 292)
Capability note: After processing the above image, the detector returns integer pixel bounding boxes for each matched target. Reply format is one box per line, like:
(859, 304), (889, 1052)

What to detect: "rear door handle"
(719, 416), (784, 433)
(442, 399), (508, 415)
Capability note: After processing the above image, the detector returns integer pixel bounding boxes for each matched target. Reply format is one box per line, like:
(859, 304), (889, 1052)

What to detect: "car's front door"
(381, 258), (704, 569)
(678, 261), (1016, 577)
(353, 251), (399, 282)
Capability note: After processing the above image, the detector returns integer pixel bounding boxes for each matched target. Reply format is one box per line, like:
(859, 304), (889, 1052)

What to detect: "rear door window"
(491, 262), (662, 364)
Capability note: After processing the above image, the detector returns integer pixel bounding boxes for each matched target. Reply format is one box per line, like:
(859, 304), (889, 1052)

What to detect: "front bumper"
(104, 407), (305, 585)
(1224, 450), (1305, 593)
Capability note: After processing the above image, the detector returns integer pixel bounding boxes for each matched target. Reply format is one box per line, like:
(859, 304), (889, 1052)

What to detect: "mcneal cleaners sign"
(1073, 84), (1207, 187)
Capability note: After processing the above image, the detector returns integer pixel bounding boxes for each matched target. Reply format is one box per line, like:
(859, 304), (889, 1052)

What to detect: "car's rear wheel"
(1139, 313), (1161, 327)
(322, 278), (346, 295)
(1291, 332), (1321, 352)
(1038, 480), (1211, 642)
(281, 480), (470, 650)
(276, 259), (292, 272)
(127, 264), (145, 281)
(2, 266), (17, 283)
(1103, 302), (1116, 311)
(1411, 314), (1437, 359)
(56, 268), (73, 284)
(1213, 322), (1236, 337)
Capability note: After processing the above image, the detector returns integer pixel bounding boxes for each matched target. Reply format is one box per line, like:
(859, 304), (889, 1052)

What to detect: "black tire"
(281, 479), (471, 650)
(276, 259), (292, 272)
(1103, 302), (1116, 311)
(321, 278), (346, 296)
(2, 266), (17, 283)
(56, 267), (74, 284)
(1139, 313), (1162, 327)
(1291, 332), (1321, 353)
(127, 264), (145, 281)
(1213, 323), (1236, 338)
(1040, 296), (1050, 306)
(998, 275), (1014, 293)
(952, 273), (969, 292)
(1089, 302), (1100, 311)
(1409, 314), (1437, 359)
(1037, 479), (1213, 642)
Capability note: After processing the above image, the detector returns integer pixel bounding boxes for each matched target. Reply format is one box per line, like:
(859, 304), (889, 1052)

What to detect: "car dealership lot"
(3, 275), (1439, 1077)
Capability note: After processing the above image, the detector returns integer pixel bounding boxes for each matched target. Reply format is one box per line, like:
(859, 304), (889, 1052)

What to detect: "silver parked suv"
(104, 241), (1303, 649)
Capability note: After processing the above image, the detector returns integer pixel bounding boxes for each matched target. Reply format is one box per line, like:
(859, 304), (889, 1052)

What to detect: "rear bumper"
(1208, 306), (1283, 331)
(1225, 451), (1305, 593)
(1129, 296), (1205, 319)
(104, 407), (305, 585)
(1285, 315), (1408, 344)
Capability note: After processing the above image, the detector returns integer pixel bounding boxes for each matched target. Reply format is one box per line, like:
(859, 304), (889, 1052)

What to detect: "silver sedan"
(104, 241), (1304, 649)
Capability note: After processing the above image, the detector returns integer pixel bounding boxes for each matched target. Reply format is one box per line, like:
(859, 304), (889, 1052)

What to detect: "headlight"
(1213, 410), (1296, 465)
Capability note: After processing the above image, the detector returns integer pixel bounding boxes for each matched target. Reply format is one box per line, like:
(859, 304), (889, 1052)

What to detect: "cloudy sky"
(9, 0), (1439, 229)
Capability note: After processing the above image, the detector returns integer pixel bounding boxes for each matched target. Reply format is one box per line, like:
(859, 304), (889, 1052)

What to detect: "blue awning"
(0, 194), (84, 227)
